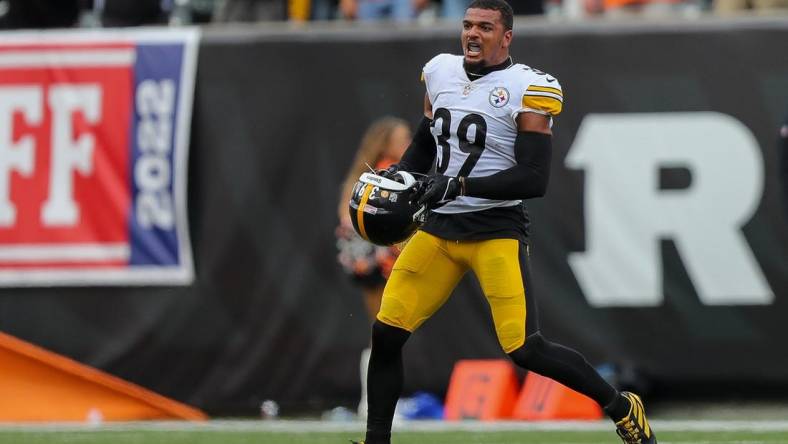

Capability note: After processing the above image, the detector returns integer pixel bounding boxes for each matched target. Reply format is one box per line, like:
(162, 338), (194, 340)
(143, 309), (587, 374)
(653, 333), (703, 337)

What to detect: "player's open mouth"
(467, 41), (481, 57)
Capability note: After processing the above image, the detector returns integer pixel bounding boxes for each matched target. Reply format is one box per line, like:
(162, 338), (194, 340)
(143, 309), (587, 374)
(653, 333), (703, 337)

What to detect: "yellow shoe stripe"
(636, 402), (645, 429)
(629, 393), (652, 438)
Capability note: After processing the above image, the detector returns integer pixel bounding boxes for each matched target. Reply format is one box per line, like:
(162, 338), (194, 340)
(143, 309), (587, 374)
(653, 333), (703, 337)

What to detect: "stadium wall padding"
(1, 18), (787, 414)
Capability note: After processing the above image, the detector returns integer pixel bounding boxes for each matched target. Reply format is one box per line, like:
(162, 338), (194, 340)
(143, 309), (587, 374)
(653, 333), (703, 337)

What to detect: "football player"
(353, 1), (656, 444)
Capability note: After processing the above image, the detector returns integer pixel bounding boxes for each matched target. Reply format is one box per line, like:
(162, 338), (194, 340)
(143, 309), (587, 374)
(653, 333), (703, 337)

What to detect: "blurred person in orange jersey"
(336, 116), (411, 418)
(339, 0), (430, 21)
(597, 0), (699, 17)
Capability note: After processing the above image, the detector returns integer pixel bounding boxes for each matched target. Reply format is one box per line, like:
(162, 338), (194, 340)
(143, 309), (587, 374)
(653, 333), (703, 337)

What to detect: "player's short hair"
(467, 0), (514, 31)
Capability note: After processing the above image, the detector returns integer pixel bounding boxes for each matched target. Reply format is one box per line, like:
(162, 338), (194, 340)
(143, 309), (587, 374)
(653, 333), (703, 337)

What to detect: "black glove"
(408, 179), (426, 204)
(415, 175), (462, 208)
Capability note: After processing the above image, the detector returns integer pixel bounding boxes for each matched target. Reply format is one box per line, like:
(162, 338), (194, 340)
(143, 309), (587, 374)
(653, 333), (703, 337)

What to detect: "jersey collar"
(463, 56), (514, 81)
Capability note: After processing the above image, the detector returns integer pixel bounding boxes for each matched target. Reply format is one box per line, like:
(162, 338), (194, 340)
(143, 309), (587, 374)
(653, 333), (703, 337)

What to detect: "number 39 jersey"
(422, 53), (563, 214)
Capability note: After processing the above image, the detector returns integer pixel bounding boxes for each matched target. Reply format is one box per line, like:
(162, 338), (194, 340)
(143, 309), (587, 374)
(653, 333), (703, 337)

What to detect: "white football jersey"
(422, 53), (563, 214)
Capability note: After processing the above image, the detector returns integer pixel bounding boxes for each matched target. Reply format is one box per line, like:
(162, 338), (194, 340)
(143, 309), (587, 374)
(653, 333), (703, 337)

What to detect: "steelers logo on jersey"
(489, 87), (510, 108)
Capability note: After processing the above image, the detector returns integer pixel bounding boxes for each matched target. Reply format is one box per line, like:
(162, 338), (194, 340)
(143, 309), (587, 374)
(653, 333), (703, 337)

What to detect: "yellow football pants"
(377, 230), (535, 353)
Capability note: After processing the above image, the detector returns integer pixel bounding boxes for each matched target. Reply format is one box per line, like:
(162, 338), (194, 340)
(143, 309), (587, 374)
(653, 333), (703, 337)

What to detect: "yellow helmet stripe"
(356, 184), (374, 241)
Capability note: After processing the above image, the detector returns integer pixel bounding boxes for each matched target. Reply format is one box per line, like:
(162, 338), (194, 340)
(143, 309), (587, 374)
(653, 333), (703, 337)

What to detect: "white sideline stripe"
(0, 267), (192, 286)
(0, 49), (135, 67)
(661, 442), (767, 444)
(0, 243), (129, 262)
(3, 419), (788, 433)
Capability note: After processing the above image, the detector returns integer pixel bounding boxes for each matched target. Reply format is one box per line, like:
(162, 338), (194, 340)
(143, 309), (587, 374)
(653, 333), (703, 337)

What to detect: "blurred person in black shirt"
(511, 0), (544, 14)
(99, 0), (170, 26)
(0, 0), (81, 29)
(213, 0), (287, 21)
(441, 0), (544, 18)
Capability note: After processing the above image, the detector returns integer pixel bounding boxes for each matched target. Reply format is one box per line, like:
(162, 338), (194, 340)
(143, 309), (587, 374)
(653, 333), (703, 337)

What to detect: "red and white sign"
(0, 29), (198, 286)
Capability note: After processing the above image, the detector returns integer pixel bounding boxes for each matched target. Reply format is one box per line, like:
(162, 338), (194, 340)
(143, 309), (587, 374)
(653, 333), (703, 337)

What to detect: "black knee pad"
(507, 332), (545, 367)
(371, 320), (411, 355)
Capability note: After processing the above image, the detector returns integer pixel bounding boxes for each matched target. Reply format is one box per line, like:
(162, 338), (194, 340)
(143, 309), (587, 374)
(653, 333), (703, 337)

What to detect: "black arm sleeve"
(464, 131), (552, 200)
(398, 117), (436, 174)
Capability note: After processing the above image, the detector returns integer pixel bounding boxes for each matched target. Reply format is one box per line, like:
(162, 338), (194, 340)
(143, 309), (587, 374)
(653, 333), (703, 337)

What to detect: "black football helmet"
(348, 171), (422, 246)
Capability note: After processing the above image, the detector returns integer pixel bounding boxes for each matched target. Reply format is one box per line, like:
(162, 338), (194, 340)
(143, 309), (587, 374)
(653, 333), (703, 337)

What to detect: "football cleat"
(614, 392), (657, 444)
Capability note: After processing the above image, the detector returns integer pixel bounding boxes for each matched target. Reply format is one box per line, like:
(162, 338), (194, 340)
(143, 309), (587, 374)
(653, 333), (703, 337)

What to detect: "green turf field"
(2, 430), (788, 444)
(2, 425), (788, 444)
